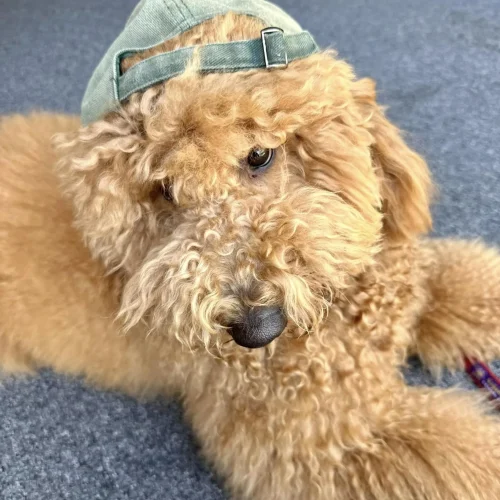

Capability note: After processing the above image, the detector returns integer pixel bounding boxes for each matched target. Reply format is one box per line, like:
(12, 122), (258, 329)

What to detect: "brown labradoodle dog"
(2, 12), (500, 500)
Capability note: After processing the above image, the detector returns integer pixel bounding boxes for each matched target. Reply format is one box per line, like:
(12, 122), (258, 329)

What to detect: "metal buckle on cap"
(261, 27), (288, 69)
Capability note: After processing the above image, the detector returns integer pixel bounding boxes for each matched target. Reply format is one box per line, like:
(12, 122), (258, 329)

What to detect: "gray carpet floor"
(1, 0), (500, 498)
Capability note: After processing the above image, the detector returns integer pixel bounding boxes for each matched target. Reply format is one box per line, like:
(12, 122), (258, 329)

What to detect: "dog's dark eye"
(247, 147), (275, 173)
(160, 182), (173, 202)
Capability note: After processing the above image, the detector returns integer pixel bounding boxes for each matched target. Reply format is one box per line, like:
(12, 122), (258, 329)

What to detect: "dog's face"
(57, 14), (431, 352)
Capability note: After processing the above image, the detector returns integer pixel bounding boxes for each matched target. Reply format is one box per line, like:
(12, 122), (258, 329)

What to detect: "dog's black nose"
(229, 306), (287, 349)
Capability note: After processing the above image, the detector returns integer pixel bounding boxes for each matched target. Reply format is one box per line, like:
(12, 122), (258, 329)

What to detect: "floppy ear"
(353, 78), (433, 242)
(53, 98), (155, 273)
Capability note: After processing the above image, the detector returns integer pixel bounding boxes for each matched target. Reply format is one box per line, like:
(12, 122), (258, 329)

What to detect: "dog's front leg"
(414, 239), (500, 372)
(336, 386), (500, 500)
(182, 351), (349, 500)
(185, 364), (500, 500)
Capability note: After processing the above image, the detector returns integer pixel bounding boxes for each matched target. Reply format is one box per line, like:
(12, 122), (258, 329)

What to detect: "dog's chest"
(186, 247), (427, 439)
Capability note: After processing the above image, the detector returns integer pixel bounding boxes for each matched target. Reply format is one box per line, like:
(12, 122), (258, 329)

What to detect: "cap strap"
(116, 29), (318, 102)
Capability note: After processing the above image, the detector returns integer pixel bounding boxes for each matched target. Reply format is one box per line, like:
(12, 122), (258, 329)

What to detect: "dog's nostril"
(228, 306), (287, 349)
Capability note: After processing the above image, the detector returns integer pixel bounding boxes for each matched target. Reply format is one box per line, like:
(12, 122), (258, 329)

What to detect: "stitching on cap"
(179, 0), (195, 22)
(170, 0), (190, 31)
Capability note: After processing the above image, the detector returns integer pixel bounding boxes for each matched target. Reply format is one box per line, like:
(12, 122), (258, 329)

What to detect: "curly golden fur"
(2, 12), (500, 500)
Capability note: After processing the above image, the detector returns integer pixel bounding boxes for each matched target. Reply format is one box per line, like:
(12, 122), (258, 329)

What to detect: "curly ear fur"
(53, 100), (159, 273)
(352, 78), (433, 241)
(289, 61), (431, 244)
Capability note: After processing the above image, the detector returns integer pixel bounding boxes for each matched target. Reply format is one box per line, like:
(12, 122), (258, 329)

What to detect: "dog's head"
(56, 13), (431, 352)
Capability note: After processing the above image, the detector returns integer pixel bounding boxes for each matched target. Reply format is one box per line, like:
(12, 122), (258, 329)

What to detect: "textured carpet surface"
(1, 0), (500, 498)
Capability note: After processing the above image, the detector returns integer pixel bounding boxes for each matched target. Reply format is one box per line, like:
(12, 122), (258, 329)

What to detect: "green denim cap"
(81, 0), (319, 125)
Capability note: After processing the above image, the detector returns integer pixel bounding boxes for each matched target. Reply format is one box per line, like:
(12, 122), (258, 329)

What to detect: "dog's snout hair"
(115, 191), (341, 350)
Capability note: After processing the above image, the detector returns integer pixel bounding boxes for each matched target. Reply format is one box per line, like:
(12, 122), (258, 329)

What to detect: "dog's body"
(2, 12), (500, 500)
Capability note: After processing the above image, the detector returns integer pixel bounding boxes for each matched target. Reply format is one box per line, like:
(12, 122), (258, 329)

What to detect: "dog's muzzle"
(228, 306), (287, 348)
